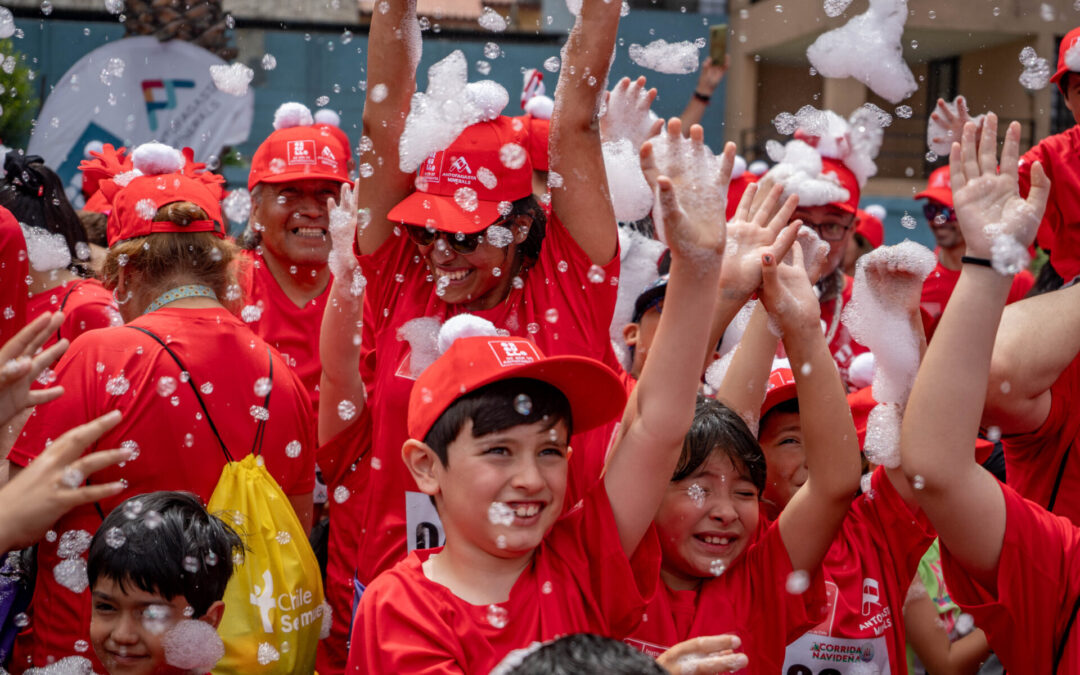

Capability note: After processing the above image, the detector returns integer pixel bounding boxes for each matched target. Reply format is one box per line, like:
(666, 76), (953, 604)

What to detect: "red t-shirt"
(0, 207), (28, 344)
(8, 307), (316, 670)
(783, 468), (934, 674)
(25, 278), (120, 350)
(920, 256), (1033, 332)
(819, 274), (870, 390)
(625, 517), (828, 672)
(1001, 354), (1080, 524)
(1019, 125), (1080, 282)
(348, 216), (620, 586)
(237, 250), (329, 411)
(346, 481), (660, 674)
(940, 481), (1080, 674)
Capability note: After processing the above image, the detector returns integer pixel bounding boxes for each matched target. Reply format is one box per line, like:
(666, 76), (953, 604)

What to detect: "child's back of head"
(494, 633), (667, 675)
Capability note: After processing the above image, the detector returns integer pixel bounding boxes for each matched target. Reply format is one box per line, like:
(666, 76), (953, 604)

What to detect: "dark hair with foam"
(0, 152), (88, 271)
(88, 491), (244, 617)
(511, 194), (546, 263)
(423, 377), (572, 467)
(501, 633), (667, 675)
(673, 396), (767, 495)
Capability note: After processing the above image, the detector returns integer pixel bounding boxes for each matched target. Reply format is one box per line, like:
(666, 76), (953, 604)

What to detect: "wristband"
(693, 91), (711, 104)
(960, 255), (994, 269)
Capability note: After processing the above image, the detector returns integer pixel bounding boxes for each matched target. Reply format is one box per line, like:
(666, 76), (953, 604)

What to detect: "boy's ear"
(512, 216), (531, 244)
(402, 439), (442, 497)
(623, 322), (640, 347)
(200, 600), (226, 629)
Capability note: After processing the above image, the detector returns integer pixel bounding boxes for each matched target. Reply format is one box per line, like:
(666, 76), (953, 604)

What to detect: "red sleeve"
(0, 207), (28, 344)
(744, 521), (829, 647)
(545, 480), (662, 638)
(861, 467), (936, 590)
(316, 403), (373, 488)
(940, 482), (1080, 673)
(1002, 355), (1080, 468)
(347, 567), (467, 674)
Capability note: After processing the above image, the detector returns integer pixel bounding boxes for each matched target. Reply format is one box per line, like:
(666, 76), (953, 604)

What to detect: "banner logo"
(141, 79), (195, 132)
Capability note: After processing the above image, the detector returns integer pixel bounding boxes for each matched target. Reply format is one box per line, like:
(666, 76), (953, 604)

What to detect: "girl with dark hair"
(1, 152), (119, 350)
(7, 142), (317, 671)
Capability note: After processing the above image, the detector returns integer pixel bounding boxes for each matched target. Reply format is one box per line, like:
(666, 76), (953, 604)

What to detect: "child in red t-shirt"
(626, 219), (864, 671)
(901, 114), (1080, 673)
(345, 101), (750, 672)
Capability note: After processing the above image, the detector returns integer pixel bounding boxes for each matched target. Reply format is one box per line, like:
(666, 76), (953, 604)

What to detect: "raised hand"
(720, 177), (801, 301)
(927, 95), (974, 156)
(656, 634), (748, 674)
(600, 76), (662, 149)
(759, 240), (821, 331)
(695, 56), (728, 98)
(949, 113), (1049, 261)
(0, 411), (130, 551)
(326, 180), (367, 300)
(0, 312), (69, 427)
(640, 122), (733, 265)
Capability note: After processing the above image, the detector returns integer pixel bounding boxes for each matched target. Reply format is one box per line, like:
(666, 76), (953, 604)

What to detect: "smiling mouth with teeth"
(509, 503), (542, 518)
(291, 226), (326, 237)
(437, 268), (472, 282)
(699, 535), (734, 546)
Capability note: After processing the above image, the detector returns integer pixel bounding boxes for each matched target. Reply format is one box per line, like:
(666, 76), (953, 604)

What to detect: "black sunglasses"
(923, 202), (955, 225)
(405, 219), (513, 255)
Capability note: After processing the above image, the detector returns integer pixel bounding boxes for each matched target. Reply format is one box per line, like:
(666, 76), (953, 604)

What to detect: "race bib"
(782, 632), (889, 675)
(405, 491), (446, 552)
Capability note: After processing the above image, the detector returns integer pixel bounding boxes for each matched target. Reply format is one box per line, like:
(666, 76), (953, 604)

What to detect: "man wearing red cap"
(841, 207), (883, 276)
(917, 166), (1033, 334)
(239, 102), (351, 412)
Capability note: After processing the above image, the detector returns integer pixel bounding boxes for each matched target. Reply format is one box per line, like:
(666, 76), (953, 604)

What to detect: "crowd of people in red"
(3, 2), (1080, 674)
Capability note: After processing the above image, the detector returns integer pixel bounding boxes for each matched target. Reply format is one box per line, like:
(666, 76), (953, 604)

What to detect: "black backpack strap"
(1055, 591), (1080, 672)
(128, 325), (234, 463)
(1047, 440), (1073, 513)
(53, 282), (79, 342)
(250, 348), (273, 456)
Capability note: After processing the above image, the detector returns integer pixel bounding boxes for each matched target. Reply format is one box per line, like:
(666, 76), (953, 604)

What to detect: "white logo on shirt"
(861, 577), (881, 616)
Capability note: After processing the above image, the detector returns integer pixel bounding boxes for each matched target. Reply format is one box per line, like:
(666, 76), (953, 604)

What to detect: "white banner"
(27, 36), (254, 203)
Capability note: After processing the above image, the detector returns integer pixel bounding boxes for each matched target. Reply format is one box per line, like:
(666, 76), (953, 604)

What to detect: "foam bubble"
(602, 138), (653, 223)
(20, 224), (72, 272)
(628, 39), (700, 75)
(209, 63), (254, 97)
(162, 620), (225, 671)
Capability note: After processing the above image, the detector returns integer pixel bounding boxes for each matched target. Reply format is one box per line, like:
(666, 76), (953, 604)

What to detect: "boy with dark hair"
(345, 111), (799, 670)
(88, 491), (244, 675)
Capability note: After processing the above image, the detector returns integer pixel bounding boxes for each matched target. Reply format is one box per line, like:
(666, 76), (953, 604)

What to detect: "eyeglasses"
(922, 202), (955, 225)
(808, 220), (854, 242)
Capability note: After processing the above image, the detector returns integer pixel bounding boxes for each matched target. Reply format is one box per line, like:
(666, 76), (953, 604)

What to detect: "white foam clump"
(131, 142), (184, 176)
(1019, 46), (1051, 91)
(478, 7), (507, 32)
(209, 62), (254, 97)
(987, 227), (1031, 276)
(25, 656), (95, 674)
(222, 188), (251, 224)
(314, 108), (341, 127)
(843, 241), (935, 404)
(647, 129), (726, 246)
(703, 349), (736, 395)
(399, 51), (509, 173)
(806, 0), (917, 104)
(488, 501), (515, 526)
(603, 139), (653, 223)
(864, 401), (903, 468)
(274, 102), (314, 130)
(824, 0), (853, 16)
(524, 94), (553, 120)
(609, 227), (665, 370)
(848, 350), (875, 389)
(628, 39), (700, 75)
(764, 140), (849, 208)
(21, 224), (72, 272)
(398, 317), (443, 378)
(437, 313), (500, 354)
(794, 225), (830, 273)
(162, 619), (226, 671)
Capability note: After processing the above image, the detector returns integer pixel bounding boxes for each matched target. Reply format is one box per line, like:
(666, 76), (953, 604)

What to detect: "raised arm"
(354, 0), (421, 255)
(901, 115), (1050, 587)
(548, 0), (622, 264)
(983, 282), (1080, 435)
(679, 56), (727, 131)
(761, 242), (862, 573)
(605, 125), (733, 556)
(320, 183), (368, 444)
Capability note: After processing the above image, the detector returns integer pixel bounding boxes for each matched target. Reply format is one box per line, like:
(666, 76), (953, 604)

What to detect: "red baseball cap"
(726, 172), (759, 221)
(95, 143), (226, 246)
(248, 117), (351, 191)
(761, 366), (798, 419)
(407, 335), (626, 442)
(388, 116), (535, 235)
(914, 166), (952, 208)
(821, 158), (860, 215)
(79, 143), (131, 201)
(854, 208), (884, 249)
(1051, 26), (1080, 85)
(520, 114), (550, 173)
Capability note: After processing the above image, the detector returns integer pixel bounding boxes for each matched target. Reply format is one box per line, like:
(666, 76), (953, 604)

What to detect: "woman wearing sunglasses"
(311, 1), (626, 671)
(916, 166), (1035, 336)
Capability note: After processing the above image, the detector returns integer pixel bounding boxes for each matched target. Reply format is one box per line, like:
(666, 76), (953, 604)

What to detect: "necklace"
(143, 284), (218, 315)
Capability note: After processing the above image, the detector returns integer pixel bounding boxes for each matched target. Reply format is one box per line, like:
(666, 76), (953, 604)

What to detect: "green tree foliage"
(0, 39), (39, 148)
